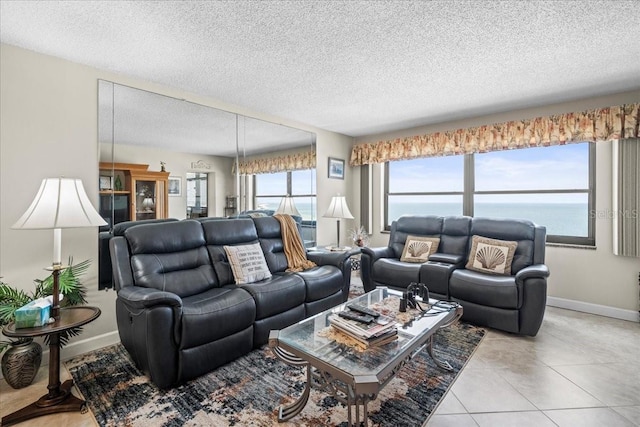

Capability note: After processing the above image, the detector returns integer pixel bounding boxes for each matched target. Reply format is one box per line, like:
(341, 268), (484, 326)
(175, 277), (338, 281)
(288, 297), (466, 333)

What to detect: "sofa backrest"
(389, 216), (443, 258)
(253, 216), (301, 273)
(113, 218), (178, 236)
(124, 220), (217, 297)
(201, 218), (260, 286)
(440, 216), (472, 255)
(469, 217), (545, 274)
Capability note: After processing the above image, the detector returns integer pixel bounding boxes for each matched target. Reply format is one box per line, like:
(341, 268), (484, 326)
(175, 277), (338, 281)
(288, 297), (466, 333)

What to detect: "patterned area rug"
(66, 321), (484, 426)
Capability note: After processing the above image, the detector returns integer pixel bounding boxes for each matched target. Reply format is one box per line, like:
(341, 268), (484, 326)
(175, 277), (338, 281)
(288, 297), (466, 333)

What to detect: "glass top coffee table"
(268, 287), (462, 426)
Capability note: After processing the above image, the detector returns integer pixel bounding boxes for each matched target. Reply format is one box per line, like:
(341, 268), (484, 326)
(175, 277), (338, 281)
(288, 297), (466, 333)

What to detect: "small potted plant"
(349, 226), (370, 248)
(0, 258), (90, 388)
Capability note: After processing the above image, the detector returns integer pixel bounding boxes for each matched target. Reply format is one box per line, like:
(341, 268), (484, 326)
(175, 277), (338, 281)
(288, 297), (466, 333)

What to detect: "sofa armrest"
(361, 246), (395, 262)
(428, 253), (464, 265)
(117, 286), (183, 310)
(306, 249), (354, 267)
(110, 236), (134, 291)
(515, 264), (550, 285)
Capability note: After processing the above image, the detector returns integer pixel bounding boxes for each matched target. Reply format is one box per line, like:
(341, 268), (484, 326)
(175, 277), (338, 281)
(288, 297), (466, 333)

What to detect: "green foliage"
(0, 258), (91, 354)
(32, 258), (90, 307)
(0, 284), (32, 327)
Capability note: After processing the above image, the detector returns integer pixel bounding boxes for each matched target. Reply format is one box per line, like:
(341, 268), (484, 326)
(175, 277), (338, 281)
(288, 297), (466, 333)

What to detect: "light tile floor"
(2, 299), (639, 426)
(426, 306), (640, 427)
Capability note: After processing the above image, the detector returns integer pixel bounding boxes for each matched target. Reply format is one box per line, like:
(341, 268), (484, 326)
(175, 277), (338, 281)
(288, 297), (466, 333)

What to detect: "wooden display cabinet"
(99, 162), (170, 222)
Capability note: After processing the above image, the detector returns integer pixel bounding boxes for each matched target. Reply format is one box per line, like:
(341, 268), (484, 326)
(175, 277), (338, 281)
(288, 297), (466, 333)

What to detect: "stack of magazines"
(329, 309), (398, 348)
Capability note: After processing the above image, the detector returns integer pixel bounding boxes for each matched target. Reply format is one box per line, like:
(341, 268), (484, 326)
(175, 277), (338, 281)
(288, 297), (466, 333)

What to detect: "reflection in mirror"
(97, 80), (317, 289)
(186, 172), (208, 218)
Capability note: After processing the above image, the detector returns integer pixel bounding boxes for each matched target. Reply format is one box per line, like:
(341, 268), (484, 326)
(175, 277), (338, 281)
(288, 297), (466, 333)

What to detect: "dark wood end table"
(2, 306), (101, 426)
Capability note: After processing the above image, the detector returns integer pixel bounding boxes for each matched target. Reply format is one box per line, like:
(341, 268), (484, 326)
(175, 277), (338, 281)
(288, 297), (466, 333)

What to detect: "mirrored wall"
(98, 80), (316, 288)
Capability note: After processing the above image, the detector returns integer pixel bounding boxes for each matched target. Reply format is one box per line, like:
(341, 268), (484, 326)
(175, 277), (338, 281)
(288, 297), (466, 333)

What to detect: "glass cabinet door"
(135, 179), (157, 220)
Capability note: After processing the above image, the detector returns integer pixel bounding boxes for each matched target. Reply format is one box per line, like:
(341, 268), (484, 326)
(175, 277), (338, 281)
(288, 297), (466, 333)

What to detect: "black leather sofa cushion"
(295, 266), (344, 302)
(440, 216), (472, 255)
(179, 327), (254, 383)
(113, 217), (179, 236)
(240, 273), (306, 319)
(449, 269), (522, 309)
(372, 258), (421, 288)
(126, 220), (219, 298)
(130, 248), (217, 297)
(179, 286), (256, 348)
(99, 218), (178, 290)
(202, 219), (263, 287)
(253, 216), (293, 273)
(126, 220), (206, 254)
(201, 218), (258, 245)
(470, 218), (536, 274)
(390, 216), (443, 258)
(253, 305), (306, 346)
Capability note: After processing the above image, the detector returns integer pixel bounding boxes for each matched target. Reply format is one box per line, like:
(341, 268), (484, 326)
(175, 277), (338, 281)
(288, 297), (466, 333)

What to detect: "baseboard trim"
(41, 331), (121, 367)
(547, 296), (640, 322)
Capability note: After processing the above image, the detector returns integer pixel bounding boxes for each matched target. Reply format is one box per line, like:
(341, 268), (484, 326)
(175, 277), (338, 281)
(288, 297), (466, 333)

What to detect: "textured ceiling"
(1, 0), (639, 138)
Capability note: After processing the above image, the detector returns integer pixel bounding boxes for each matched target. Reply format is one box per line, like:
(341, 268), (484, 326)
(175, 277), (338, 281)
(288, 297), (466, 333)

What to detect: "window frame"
(253, 170), (316, 218)
(384, 143), (596, 246)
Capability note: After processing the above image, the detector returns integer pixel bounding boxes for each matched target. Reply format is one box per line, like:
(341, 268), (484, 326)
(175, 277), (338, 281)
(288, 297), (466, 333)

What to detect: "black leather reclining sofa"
(110, 217), (352, 388)
(361, 215), (549, 336)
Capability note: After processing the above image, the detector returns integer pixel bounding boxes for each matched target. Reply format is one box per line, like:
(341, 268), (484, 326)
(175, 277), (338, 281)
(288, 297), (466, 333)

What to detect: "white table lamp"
(276, 195), (301, 217)
(322, 195), (354, 250)
(12, 177), (107, 318)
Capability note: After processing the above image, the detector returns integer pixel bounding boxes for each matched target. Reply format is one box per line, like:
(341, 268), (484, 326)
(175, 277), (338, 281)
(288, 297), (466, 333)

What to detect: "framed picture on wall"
(328, 157), (345, 179)
(168, 176), (182, 196)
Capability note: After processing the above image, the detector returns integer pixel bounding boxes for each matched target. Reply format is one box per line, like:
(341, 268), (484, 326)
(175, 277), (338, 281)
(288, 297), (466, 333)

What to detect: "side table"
(308, 246), (362, 270)
(2, 306), (101, 426)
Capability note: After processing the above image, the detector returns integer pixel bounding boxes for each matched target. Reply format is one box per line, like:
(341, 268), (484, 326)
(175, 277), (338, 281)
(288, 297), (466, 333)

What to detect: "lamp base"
(45, 265), (67, 320)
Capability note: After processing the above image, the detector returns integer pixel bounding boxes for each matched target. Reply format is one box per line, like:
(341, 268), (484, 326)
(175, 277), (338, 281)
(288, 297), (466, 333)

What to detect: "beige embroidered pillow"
(223, 243), (272, 284)
(400, 236), (440, 263)
(466, 235), (518, 276)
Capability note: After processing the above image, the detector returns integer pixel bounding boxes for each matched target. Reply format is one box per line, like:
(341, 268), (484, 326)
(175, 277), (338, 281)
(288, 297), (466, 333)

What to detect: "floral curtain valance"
(235, 150), (316, 175)
(350, 103), (640, 166)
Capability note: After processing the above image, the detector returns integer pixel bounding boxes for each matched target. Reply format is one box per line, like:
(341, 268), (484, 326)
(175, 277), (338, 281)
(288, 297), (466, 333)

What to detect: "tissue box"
(14, 299), (51, 329)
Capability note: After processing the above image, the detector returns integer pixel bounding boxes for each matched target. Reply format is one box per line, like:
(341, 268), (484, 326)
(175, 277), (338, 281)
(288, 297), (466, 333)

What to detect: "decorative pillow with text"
(223, 243), (272, 284)
(466, 235), (517, 276)
(400, 236), (441, 263)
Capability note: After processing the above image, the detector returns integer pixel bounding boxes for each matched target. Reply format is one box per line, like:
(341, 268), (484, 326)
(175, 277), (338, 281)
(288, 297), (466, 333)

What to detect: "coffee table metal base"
(272, 332), (456, 427)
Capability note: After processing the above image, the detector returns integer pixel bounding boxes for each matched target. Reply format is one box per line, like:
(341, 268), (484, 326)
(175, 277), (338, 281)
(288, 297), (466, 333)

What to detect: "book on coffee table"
(331, 325), (399, 348)
(329, 313), (397, 344)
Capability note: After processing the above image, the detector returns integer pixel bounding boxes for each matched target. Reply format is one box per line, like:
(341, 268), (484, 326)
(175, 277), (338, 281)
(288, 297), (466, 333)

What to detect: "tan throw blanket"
(274, 214), (317, 272)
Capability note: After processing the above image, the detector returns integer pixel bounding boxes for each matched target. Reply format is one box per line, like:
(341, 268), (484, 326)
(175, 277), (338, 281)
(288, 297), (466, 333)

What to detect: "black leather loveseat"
(361, 215), (549, 336)
(110, 217), (352, 388)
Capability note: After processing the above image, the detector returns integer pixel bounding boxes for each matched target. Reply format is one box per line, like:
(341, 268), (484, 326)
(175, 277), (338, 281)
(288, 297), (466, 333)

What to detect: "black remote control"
(338, 311), (374, 324)
(347, 303), (380, 318)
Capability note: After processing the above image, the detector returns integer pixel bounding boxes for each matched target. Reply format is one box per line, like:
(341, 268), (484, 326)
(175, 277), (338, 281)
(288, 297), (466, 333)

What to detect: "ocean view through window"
(254, 169), (316, 221)
(385, 143), (594, 245)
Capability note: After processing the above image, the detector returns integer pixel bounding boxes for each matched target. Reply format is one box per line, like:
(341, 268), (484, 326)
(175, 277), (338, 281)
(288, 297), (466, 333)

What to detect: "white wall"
(315, 130), (356, 247)
(0, 43), (354, 359)
(354, 90), (640, 319)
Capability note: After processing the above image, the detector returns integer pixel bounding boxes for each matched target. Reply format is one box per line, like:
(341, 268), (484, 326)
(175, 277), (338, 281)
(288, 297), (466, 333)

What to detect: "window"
(254, 169), (316, 221)
(186, 172), (208, 218)
(385, 142), (595, 245)
(475, 144), (593, 244)
(385, 156), (464, 225)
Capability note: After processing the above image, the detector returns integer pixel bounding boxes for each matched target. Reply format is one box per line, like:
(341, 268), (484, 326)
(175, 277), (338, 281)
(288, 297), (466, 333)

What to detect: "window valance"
(350, 103), (640, 166)
(234, 150), (316, 175)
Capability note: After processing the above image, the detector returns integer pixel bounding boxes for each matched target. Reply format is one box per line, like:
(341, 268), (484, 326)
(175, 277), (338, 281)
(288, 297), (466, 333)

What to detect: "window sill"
(546, 242), (596, 250)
